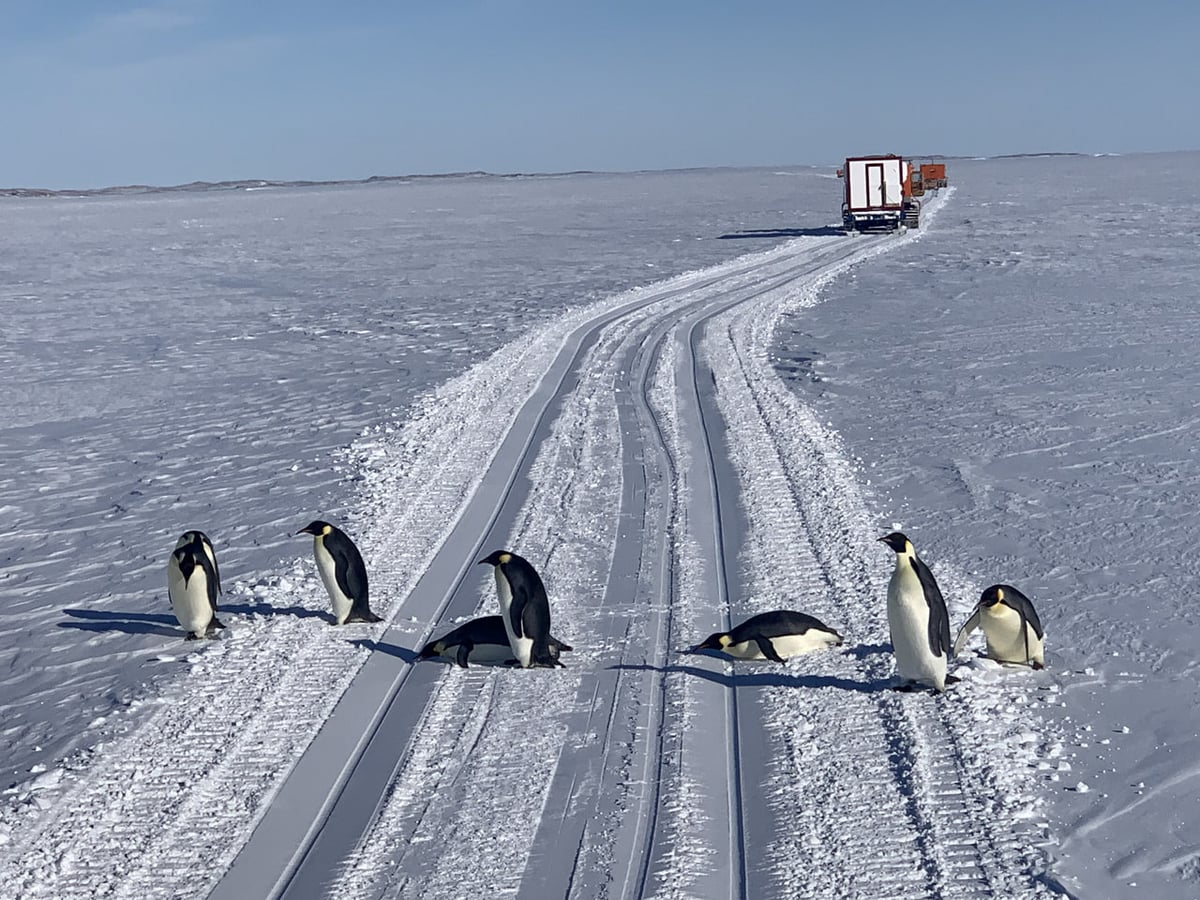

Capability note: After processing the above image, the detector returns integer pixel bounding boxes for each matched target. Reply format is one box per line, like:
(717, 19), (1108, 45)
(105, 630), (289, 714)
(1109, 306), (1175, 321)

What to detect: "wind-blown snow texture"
(0, 154), (1197, 899)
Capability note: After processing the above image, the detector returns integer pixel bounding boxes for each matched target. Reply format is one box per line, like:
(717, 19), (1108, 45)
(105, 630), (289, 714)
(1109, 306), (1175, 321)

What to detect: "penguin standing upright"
(879, 531), (952, 692)
(692, 610), (843, 662)
(418, 615), (573, 668)
(477, 550), (561, 668)
(954, 583), (1045, 668)
(174, 530), (225, 630)
(167, 531), (221, 640)
(297, 520), (382, 625)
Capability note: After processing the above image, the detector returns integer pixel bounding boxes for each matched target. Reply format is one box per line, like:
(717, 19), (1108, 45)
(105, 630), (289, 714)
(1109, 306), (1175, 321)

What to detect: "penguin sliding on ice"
(879, 532), (952, 692)
(167, 531), (223, 640)
(692, 610), (843, 663)
(419, 615), (573, 668)
(953, 584), (1045, 669)
(297, 520), (383, 625)
(477, 550), (562, 668)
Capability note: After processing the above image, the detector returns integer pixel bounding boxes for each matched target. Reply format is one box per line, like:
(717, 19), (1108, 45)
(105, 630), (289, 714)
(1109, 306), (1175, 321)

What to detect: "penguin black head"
(418, 639), (445, 660)
(297, 520), (333, 537)
(477, 550), (513, 567)
(877, 532), (910, 553)
(176, 530), (212, 548)
(980, 585), (1007, 608)
(692, 632), (731, 653)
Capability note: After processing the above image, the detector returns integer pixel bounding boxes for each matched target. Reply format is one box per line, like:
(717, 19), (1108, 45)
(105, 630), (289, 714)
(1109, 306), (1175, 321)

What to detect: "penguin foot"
(1031, 661), (1045, 671)
(184, 632), (201, 641)
(345, 611), (383, 624)
(211, 618), (227, 630)
(944, 674), (961, 685)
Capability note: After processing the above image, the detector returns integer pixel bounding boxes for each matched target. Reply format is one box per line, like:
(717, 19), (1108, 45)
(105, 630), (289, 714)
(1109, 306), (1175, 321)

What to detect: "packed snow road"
(0, 192), (1058, 899)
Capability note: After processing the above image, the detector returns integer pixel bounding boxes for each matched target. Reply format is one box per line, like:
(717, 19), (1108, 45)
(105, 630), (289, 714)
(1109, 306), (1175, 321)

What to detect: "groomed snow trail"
(0, 195), (1057, 899)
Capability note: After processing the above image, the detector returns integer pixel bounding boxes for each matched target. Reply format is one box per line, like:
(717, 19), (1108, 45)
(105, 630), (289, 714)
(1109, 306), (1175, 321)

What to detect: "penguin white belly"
(888, 572), (946, 689)
(725, 631), (837, 660)
(494, 570), (533, 668)
(722, 640), (768, 660)
(167, 564), (212, 637)
(313, 542), (354, 625)
(983, 605), (1044, 665)
(461, 643), (519, 665)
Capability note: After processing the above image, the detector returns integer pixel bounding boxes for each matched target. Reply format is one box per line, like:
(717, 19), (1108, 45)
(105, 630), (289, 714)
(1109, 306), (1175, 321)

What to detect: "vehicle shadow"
(717, 225), (846, 240)
(59, 608), (179, 637)
(612, 659), (889, 693)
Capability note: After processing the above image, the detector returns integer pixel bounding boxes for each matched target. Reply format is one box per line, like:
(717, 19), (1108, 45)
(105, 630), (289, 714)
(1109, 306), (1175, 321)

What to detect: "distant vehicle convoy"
(836, 155), (947, 233)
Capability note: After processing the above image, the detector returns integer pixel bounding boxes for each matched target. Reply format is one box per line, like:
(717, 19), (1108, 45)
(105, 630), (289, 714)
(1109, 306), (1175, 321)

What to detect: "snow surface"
(0, 154), (1197, 898)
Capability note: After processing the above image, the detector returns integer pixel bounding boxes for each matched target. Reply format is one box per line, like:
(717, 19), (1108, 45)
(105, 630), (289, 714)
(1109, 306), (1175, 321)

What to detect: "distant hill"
(0, 169), (600, 199)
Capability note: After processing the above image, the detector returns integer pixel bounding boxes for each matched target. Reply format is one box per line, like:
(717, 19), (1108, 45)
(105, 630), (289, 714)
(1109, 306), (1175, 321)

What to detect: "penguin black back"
(912, 552), (952, 658)
(174, 533), (219, 609)
(177, 529), (222, 596)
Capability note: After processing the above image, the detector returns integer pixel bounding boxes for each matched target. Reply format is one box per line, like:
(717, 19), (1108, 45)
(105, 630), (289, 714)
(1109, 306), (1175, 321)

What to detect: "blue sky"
(2, 0), (1197, 189)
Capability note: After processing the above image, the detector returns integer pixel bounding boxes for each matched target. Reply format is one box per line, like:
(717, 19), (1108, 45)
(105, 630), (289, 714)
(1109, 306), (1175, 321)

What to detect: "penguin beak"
(296, 527), (311, 535)
(476, 558), (488, 566)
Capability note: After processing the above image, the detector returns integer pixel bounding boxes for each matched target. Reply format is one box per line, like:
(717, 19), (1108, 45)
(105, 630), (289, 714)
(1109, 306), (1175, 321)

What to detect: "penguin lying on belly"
(692, 610), (844, 662)
(954, 584), (1045, 669)
(419, 615), (573, 668)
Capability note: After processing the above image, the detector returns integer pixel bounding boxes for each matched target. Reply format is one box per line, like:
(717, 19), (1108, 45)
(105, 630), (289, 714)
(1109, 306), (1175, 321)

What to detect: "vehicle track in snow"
(701, 191), (1055, 898)
(317, 237), (886, 900)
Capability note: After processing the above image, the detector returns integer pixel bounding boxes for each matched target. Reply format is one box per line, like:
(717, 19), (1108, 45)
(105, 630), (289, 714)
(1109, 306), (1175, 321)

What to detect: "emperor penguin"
(953, 584), (1045, 669)
(173, 530), (225, 630)
(167, 531), (221, 640)
(879, 531), (952, 692)
(477, 550), (561, 668)
(419, 615), (573, 668)
(297, 520), (382, 625)
(692, 610), (843, 662)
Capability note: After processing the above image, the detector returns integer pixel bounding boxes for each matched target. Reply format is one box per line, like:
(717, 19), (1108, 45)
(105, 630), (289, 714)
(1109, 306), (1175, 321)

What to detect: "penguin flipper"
(754, 635), (786, 664)
(455, 642), (472, 668)
(952, 607), (981, 657)
(327, 533), (369, 607)
(509, 587), (529, 639)
(911, 557), (951, 657)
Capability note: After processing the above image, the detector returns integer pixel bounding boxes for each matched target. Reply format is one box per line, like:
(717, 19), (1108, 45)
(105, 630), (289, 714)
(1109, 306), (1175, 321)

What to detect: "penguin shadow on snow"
(346, 638), (420, 665)
(844, 641), (894, 661)
(59, 608), (181, 638)
(614, 659), (892, 693)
